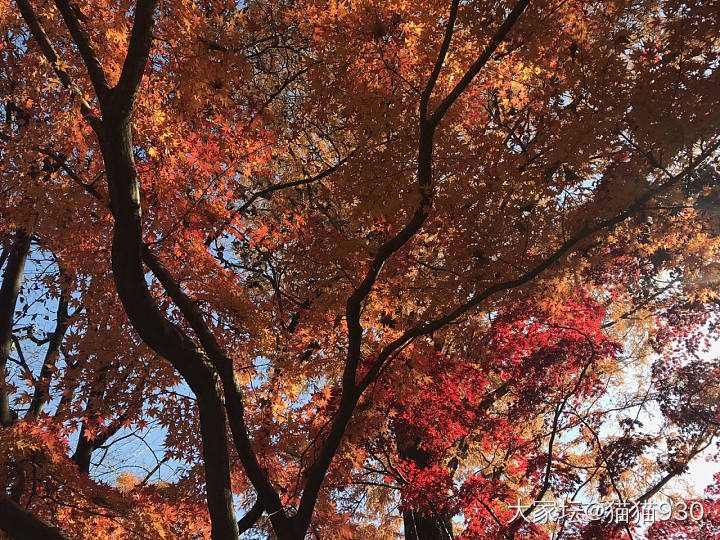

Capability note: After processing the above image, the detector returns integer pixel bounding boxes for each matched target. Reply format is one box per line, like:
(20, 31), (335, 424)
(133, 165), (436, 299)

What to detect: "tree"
(647, 473), (720, 539)
(1, 0), (720, 538)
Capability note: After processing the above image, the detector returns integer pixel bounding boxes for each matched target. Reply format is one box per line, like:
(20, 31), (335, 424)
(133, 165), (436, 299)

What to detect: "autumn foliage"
(1, 0), (720, 538)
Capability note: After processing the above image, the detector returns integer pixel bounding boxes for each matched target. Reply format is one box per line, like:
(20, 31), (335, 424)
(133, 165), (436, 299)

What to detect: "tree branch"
(0, 495), (74, 540)
(0, 229), (32, 427)
(237, 499), (264, 535)
(429, 0), (531, 127)
(108, 0), (158, 117)
(90, 2), (241, 537)
(358, 139), (720, 392)
(637, 435), (715, 503)
(27, 290), (70, 418)
(15, 0), (100, 127)
(420, 0), (461, 120)
(295, 64), (442, 537)
(140, 245), (291, 536)
(204, 149), (358, 247)
(54, 0), (110, 100)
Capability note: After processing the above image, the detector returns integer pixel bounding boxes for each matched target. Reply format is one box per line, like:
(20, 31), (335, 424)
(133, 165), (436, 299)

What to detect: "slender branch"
(138, 455), (169, 488)
(204, 149), (358, 247)
(36, 148), (106, 201)
(523, 328), (597, 519)
(15, 0), (100, 127)
(54, 0), (110, 100)
(429, 0), (531, 127)
(419, 0), (461, 120)
(250, 65), (312, 123)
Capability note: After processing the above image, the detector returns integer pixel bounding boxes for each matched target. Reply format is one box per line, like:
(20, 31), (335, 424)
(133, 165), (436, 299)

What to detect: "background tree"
(1, 0), (720, 538)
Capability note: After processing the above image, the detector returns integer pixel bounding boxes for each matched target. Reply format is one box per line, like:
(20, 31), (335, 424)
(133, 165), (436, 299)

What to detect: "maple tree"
(646, 473), (720, 539)
(1, 0), (720, 538)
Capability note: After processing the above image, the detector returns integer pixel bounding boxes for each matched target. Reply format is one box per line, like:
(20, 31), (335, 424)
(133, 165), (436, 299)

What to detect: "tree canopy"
(1, 0), (720, 538)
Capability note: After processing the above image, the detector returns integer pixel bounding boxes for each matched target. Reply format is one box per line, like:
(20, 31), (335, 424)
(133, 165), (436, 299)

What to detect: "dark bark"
(64, 1), (241, 536)
(100, 112), (240, 539)
(26, 293), (70, 418)
(294, 96), (439, 540)
(16, 0), (716, 538)
(14, 0), (99, 124)
(141, 246), (295, 538)
(0, 229), (32, 427)
(70, 412), (129, 474)
(71, 425), (94, 474)
(398, 436), (454, 540)
(18, 0), (242, 537)
(70, 363), (110, 473)
(0, 495), (74, 540)
(69, 371), (129, 474)
(237, 499), (264, 536)
(404, 510), (455, 540)
(54, 0), (110, 100)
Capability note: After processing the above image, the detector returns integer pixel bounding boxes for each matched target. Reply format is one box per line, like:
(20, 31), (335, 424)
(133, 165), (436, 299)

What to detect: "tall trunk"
(100, 112), (240, 539)
(397, 434), (455, 540)
(0, 229), (32, 426)
(404, 509), (455, 540)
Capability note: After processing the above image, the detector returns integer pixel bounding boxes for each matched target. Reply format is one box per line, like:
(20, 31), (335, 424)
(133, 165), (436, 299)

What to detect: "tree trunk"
(0, 229), (32, 426)
(404, 509), (455, 540)
(397, 434), (455, 540)
(100, 110), (240, 539)
(0, 495), (74, 540)
(26, 292), (69, 418)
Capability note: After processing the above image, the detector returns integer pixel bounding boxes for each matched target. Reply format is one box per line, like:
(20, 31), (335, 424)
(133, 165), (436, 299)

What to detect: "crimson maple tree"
(1, 0), (720, 538)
